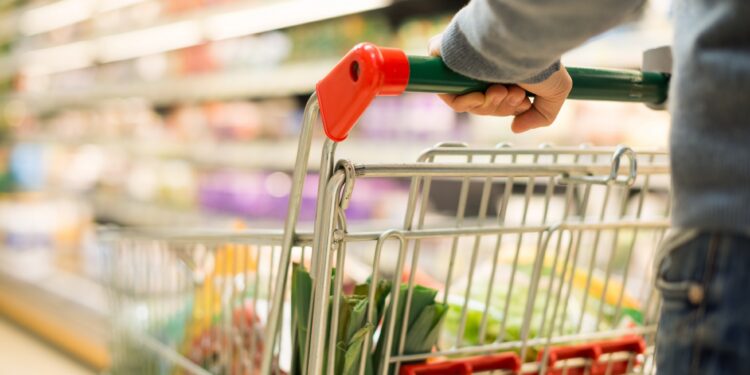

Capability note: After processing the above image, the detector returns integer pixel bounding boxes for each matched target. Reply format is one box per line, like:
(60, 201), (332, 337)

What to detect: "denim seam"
(689, 233), (721, 375)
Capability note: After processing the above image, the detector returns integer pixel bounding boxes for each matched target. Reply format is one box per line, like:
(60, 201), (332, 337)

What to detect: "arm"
(442, 0), (646, 83)
(435, 0), (646, 132)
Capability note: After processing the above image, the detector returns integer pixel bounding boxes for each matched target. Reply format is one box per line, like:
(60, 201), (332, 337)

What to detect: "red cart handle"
(400, 353), (521, 375)
(316, 43), (409, 142)
(316, 43), (669, 142)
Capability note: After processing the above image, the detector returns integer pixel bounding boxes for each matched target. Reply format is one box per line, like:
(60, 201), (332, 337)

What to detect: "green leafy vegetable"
(291, 264), (313, 375)
(338, 324), (375, 375)
(293, 266), (406, 375)
(375, 284), (448, 374)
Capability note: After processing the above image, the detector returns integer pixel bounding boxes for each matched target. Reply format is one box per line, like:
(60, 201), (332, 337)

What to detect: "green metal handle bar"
(315, 44), (672, 142)
(406, 56), (670, 105)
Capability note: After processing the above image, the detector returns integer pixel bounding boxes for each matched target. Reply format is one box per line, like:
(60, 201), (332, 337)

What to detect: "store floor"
(0, 317), (95, 375)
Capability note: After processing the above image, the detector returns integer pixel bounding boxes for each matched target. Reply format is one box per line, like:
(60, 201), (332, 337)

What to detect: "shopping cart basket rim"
(99, 217), (669, 245)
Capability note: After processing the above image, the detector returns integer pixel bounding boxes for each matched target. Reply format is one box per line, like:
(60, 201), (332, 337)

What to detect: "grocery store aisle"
(0, 318), (94, 375)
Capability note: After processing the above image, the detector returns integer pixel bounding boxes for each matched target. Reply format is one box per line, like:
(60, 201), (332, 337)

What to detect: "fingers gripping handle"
(406, 55), (490, 94)
(315, 43), (671, 142)
(407, 56), (670, 105)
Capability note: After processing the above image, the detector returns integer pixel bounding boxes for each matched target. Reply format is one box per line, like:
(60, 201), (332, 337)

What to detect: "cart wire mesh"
(104, 142), (670, 375)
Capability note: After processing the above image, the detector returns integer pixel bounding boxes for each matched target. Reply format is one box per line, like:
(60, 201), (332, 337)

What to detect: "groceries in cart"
(291, 265), (447, 375)
(442, 253), (643, 360)
(112, 235), (652, 374)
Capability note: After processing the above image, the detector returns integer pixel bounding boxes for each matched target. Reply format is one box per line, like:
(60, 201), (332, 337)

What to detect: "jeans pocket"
(655, 271), (701, 375)
(656, 278), (704, 309)
(655, 234), (710, 309)
(655, 246), (707, 351)
(656, 233), (723, 375)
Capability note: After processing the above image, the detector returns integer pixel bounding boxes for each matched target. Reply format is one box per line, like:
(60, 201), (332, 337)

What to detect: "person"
(430, 0), (750, 374)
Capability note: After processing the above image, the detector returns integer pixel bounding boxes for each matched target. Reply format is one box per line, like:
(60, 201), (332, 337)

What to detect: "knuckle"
(559, 74), (573, 94)
(541, 113), (555, 124)
(468, 107), (483, 115)
(542, 114), (556, 126)
(451, 103), (467, 112)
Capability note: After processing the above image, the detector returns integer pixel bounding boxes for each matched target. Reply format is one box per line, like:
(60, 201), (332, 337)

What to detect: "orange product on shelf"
(178, 44), (219, 75)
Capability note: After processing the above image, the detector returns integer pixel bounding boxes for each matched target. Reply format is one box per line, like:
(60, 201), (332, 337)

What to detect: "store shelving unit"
(15, 59), (337, 112)
(0, 1), (461, 364)
(93, 191), (237, 226)
(5, 0), (399, 74)
(0, 269), (109, 371)
(18, 135), (431, 170)
(0, 0), (675, 238)
(0, 0), (674, 371)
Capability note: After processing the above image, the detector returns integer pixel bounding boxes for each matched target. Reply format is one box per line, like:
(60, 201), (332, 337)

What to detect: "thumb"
(428, 33), (443, 57)
(512, 68), (572, 132)
(511, 95), (565, 133)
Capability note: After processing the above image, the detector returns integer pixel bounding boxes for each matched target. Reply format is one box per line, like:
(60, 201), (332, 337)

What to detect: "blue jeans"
(656, 232), (750, 374)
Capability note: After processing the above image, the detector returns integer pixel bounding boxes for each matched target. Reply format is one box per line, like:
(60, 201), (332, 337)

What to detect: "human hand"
(428, 33), (573, 133)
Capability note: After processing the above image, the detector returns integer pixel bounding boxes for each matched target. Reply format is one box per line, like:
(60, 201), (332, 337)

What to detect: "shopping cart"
(104, 43), (672, 375)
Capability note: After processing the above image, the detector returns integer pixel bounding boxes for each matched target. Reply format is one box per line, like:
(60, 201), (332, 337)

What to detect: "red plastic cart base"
(400, 353), (521, 375)
(535, 336), (646, 375)
(398, 336), (645, 375)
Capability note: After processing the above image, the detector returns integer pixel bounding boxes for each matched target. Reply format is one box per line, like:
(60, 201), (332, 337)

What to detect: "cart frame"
(105, 43), (672, 375)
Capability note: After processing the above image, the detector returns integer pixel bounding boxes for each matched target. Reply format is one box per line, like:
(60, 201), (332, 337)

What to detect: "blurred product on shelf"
(8, 136), (414, 223)
(394, 13), (452, 53)
(7, 89), (670, 226)
(20, 92), (468, 144)
(0, 194), (93, 281)
(209, 31), (292, 72)
(193, 170), (408, 221)
(26, 89), (663, 151)
(286, 14), (390, 62)
(359, 94), (464, 141)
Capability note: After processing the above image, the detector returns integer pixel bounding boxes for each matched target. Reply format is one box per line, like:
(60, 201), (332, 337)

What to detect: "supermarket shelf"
(15, 59), (336, 112)
(92, 192), (406, 229)
(176, 138), (432, 169)
(93, 192), (241, 227)
(0, 267), (110, 371)
(0, 318), (94, 375)
(3, 0), (400, 81)
(17, 0), (393, 69)
(19, 136), (433, 170)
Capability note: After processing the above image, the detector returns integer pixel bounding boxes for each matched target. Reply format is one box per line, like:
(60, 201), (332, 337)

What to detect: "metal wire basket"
(104, 43), (671, 375)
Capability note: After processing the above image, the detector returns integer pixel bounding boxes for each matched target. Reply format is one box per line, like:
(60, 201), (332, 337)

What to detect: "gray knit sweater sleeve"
(440, 0), (647, 83)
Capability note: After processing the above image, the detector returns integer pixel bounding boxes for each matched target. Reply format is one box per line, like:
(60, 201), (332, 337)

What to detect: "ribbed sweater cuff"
(440, 20), (561, 84)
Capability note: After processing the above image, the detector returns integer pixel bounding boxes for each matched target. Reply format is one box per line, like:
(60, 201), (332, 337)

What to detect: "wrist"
(521, 60), (562, 84)
(520, 65), (573, 99)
